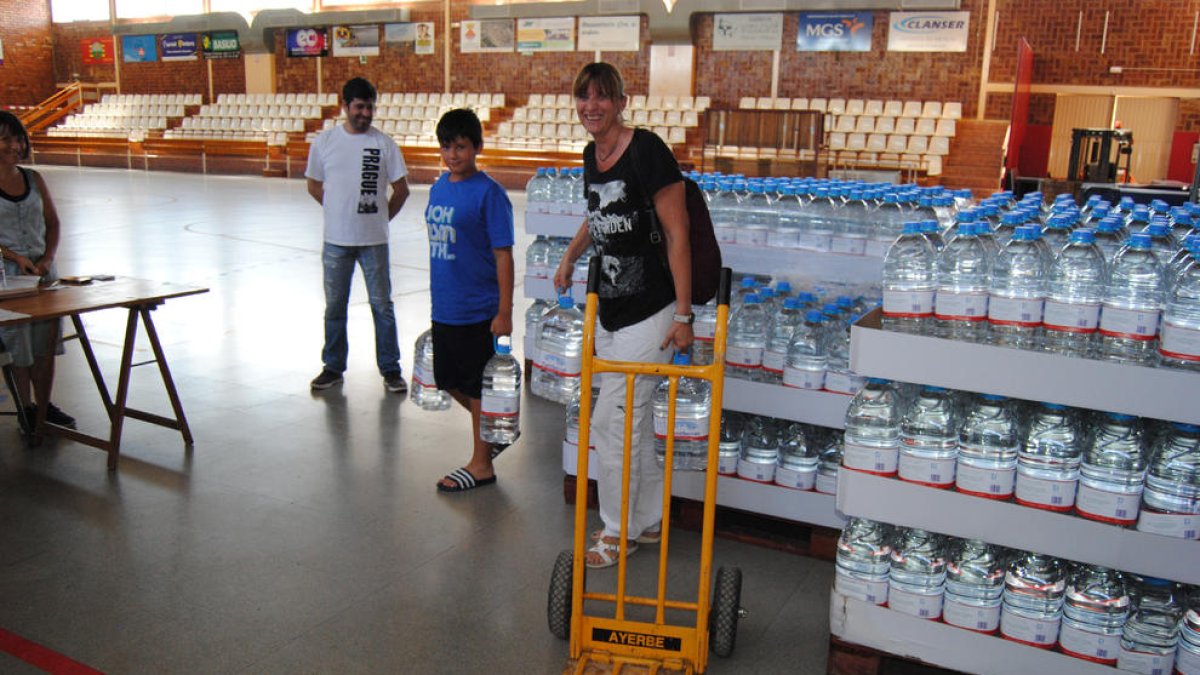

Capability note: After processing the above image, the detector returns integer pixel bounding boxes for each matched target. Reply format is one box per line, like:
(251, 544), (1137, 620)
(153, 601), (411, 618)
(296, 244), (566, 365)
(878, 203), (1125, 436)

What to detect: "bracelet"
(672, 313), (694, 325)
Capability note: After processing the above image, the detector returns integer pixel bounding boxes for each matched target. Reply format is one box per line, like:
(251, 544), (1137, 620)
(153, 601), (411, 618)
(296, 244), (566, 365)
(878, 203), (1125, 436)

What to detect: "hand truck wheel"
(547, 549), (574, 639)
(709, 565), (742, 657)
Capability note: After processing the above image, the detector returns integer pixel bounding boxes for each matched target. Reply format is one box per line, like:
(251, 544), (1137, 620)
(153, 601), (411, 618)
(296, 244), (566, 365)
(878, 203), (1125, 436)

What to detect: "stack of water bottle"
(835, 517), (1200, 674)
(409, 331), (524, 445)
(841, 378), (1200, 539)
(880, 190), (1200, 371)
(524, 165), (587, 216)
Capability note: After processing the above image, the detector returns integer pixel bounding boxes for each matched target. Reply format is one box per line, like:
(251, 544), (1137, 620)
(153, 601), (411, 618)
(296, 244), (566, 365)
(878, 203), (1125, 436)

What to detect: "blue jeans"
(322, 242), (401, 375)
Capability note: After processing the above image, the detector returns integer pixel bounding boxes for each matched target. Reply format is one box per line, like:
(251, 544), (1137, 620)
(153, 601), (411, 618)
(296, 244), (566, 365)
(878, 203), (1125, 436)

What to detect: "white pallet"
(836, 470), (1200, 585)
(850, 308), (1200, 425)
(720, 244), (882, 284)
(722, 378), (851, 429)
(524, 210), (585, 237)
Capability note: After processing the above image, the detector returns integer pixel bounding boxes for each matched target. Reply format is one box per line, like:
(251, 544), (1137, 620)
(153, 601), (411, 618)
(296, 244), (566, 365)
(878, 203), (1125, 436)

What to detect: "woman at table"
(0, 111), (75, 432)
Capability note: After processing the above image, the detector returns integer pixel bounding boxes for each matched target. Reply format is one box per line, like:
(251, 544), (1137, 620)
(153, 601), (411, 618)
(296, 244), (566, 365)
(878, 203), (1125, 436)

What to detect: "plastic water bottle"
(1001, 552), (1067, 648)
(480, 338), (521, 445)
(737, 182), (773, 247)
(570, 166), (586, 215)
(1043, 229), (1106, 357)
(531, 295), (584, 404)
(525, 167), (552, 211)
(956, 394), (1019, 499)
(887, 528), (948, 620)
(1015, 402), (1082, 512)
(691, 300), (718, 366)
(760, 297), (802, 384)
(1160, 250), (1200, 371)
(824, 315), (864, 396)
(1137, 422), (1200, 539)
(869, 192), (907, 257)
(524, 298), (553, 365)
(409, 329), (452, 411)
(550, 167), (575, 214)
(920, 219), (946, 252)
(882, 222), (937, 335)
(898, 385), (959, 489)
(1146, 220), (1177, 265)
(775, 422), (818, 490)
(726, 294), (767, 381)
(1077, 412), (1147, 526)
(710, 179), (741, 245)
(652, 352), (711, 471)
(835, 518), (892, 605)
(1059, 565), (1130, 665)
(1042, 213), (1074, 252)
(943, 538), (1005, 634)
(835, 188), (872, 256)
(842, 378), (900, 477)
(546, 237), (569, 277)
(526, 235), (552, 279)
(1166, 237), (1200, 294)
(738, 414), (779, 483)
(1119, 576), (1184, 674)
(564, 392), (596, 459)
(769, 184), (803, 249)
(814, 431), (843, 495)
(1100, 233), (1164, 365)
(800, 186), (837, 252)
(934, 222), (991, 342)
(989, 226), (1048, 351)
(717, 411), (744, 475)
(993, 211), (1023, 248)
(1179, 604), (1200, 675)
(1094, 217), (1127, 262)
(781, 310), (826, 390)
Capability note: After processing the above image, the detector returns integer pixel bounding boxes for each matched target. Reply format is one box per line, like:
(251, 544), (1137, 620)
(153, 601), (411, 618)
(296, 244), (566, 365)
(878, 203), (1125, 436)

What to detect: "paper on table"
(0, 308), (32, 321)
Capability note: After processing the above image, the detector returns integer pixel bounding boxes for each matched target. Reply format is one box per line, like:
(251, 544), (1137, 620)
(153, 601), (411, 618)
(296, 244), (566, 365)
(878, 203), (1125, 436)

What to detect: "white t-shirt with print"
(305, 125), (408, 246)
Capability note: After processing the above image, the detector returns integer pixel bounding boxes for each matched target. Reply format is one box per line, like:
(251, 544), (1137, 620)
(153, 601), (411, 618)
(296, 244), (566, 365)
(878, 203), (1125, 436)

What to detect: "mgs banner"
(287, 28), (328, 57)
(121, 35), (158, 63)
(203, 31), (241, 59)
(80, 37), (115, 65)
(796, 13), (872, 52)
(160, 33), (198, 61)
(887, 12), (970, 52)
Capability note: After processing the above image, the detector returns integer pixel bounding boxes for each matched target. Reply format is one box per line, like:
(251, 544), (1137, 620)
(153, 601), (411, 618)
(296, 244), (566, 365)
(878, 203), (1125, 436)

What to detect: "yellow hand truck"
(548, 259), (741, 674)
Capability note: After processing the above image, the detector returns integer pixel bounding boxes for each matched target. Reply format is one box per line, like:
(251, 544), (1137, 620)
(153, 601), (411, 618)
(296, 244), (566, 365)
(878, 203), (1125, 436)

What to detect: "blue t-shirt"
(425, 171), (515, 325)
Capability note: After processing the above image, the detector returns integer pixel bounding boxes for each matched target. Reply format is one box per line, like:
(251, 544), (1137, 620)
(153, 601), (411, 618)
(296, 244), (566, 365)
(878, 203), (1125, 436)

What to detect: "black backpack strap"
(626, 128), (664, 245)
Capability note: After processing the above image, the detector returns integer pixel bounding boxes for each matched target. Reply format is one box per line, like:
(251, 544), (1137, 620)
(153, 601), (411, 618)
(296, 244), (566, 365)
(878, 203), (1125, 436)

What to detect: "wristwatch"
(672, 313), (695, 325)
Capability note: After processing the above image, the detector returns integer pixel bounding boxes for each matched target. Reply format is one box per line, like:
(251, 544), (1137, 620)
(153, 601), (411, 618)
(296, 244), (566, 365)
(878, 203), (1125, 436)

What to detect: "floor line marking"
(0, 626), (104, 675)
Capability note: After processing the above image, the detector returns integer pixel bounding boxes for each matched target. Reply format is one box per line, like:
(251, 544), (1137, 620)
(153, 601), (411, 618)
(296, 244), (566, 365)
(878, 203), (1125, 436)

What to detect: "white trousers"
(592, 303), (674, 540)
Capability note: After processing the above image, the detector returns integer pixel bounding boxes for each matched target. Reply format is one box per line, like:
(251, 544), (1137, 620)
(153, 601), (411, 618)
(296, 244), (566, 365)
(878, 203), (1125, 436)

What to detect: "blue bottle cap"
(775, 281), (793, 293)
(1172, 422), (1200, 433)
(805, 310), (825, 322)
(1041, 402), (1068, 410)
(1105, 411), (1138, 422)
(1127, 233), (1152, 249)
(672, 352), (692, 366)
(558, 295), (575, 308)
(980, 394), (1007, 402)
(783, 297), (802, 310)
(740, 277), (757, 288)
(866, 377), (889, 385)
(1069, 229), (1095, 244)
(495, 342), (512, 356)
(922, 385), (947, 393)
(902, 222), (923, 235)
(743, 294), (761, 304)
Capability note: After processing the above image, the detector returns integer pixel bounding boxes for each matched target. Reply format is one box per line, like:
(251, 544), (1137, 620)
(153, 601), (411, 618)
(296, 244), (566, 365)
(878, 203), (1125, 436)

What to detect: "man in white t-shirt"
(305, 77), (410, 393)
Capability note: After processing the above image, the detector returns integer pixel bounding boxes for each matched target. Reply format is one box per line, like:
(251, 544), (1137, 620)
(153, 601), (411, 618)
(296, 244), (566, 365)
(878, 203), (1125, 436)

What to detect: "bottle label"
(866, 238), (892, 258)
(762, 350), (786, 375)
(737, 459), (775, 483)
(725, 346), (763, 368)
(528, 200), (554, 214)
(527, 263), (550, 279)
(1043, 300), (1100, 332)
(695, 323), (717, 340)
(534, 351), (582, 377)
(824, 371), (865, 395)
(1058, 623), (1120, 665)
(774, 466), (816, 490)
(1160, 321), (1200, 360)
(767, 230), (799, 249)
(834, 574), (888, 605)
(1136, 509), (1199, 540)
(831, 236), (867, 256)
(797, 233), (833, 252)
(883, 289), (935, 317)
(898, 453), (956, 488)
(718, 453), (740, 475)
(955, 463), (1016, 499)
(1099, 306), (1160, 340)
(1176, 644), (1200, 674)
(481, 391), (520, 416)
(736, 227), (769, 247)
(715, 224), (738, 244)
(815, 472), (838, 495)
(935, 290), (989, 321)
(842, 442), (899, 476)
(1117, 646), (1176, 675)
(653, 413), (709, 441)
(524, 337), (540, 365)
(888, 586), (943, 620)
(1000, 607), (1060, 646)
(988, 295), (1043, 326)
(942, 596), (1000, 633)
(783, 366), (825, 390)
(412, 362), (436, 388)
(1014, 473), (1077, 511)
(1076, 483), (1141, 525)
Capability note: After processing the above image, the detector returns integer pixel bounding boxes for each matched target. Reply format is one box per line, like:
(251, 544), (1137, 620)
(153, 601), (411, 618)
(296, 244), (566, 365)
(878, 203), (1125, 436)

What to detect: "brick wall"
(51, 21), (117, 85)
(0, 0), (56, 104)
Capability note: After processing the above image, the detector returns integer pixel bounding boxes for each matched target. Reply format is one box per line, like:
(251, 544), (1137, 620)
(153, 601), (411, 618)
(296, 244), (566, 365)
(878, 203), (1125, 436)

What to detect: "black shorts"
(431, 319), (494, 400)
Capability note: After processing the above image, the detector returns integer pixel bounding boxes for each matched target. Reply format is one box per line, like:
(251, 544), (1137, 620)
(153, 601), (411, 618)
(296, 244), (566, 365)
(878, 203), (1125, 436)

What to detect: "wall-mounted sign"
(203, 31), (241, 59)
(517, 17), (575, 52)
(461, 20), (514, 53)
(80, 37), (115, 65)
(887, 11), (970, 52)
(796, 12), (872, 52)
(160, 33), (198, 61)
(578, 16), (639, 52)
(287, 28), (327, 57)
(415, 22), (435, 55)
(121, 35), (158, 63)
(0, 39), (5, 66)
(384, 23), (414, 44)
(712, 13), (783, 51)
(332, 24), (380, 57)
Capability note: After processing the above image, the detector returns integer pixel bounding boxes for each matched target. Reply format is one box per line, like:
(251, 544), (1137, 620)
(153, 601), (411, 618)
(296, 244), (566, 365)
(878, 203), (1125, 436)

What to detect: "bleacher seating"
(47, 93), (202, 140)
(493, 94), (708, 152)
(300, 92), (504, 149)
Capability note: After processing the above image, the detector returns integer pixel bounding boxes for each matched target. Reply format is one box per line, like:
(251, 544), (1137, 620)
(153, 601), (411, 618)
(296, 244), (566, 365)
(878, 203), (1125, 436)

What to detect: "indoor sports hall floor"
(0, 166), (833, 673)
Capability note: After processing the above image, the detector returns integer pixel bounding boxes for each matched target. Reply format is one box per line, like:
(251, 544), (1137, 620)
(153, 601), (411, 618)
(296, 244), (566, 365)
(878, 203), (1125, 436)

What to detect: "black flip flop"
(436, 467), (497, 493)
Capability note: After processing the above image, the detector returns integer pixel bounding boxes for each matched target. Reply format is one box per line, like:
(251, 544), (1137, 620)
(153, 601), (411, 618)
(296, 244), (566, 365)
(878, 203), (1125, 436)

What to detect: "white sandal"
(585, 537), (639, 569)
(590, 527), (662, 545)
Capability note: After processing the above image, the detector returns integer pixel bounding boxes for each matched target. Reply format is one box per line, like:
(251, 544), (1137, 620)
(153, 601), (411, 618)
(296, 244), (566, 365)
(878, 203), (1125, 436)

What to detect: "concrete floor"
(0, 166), (833, 674)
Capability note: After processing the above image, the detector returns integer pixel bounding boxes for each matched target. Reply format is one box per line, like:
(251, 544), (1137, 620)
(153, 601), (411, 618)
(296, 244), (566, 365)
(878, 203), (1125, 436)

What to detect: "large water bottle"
(1077, 412), (1148, 526)
(1137, 422), (1200, 539)
(524, 298), (553, 364)
(710, 179), (741, 245)
(692, 300), (718, 366)
(825, 315), (864, 396)
(736, 182), (773, 247)
(479, 338), (521, 445)
(1042, 213), (1074, 252)
(1099, 233), (1164, 365)
(881, 222), (937, 335)
(775, 423), (818, 490)
(956, 393), (1020, 499)
(835, 517), (893, 605)
(526, 235), (552, 279)
(898, 385), (959, 489)
(409, 329), (452, 411)
(835, 188), (872, 256)
(1118, 576), (1185, 674)
(564, 392), (596, 459)
(717, 411), (744, 475)
(888, 528), (948, 620)
(869, 192), (907, 257)
(550, 167), (574, 214)
(1094, 217), (1128, 262)
(1146, 219), (1178, 265)
(525, 167), (552, 211)
(842, 378), (901, 477)
(1165, 237), (1200, 294)
(989, 226), (1049, 351)
(943, 538), (1005, 634)
(738, 414), (780, 483)
(993, 210), (1023, 248)
(769, 184), (803, 249)
(652, 352), (711, 471)
(1179, 603), (1200, 675)
(800, 186), (837, 252)
(1000, 552), (1067, 648)
(531, 295), (584, 404)
(570, 166), (586, 215)
(781, 310), (826, 390)
(546, 237), (569, 277)
(1160, 250), (1200, 371)
(935, 221), (991, 342)
(1059, 565), (1130, 665)
(761, 297), (802, 384)
(1043, 229), (1107, 357)
(725, 294), (767, 382)
(815, 430), (844, 495)
(1015, 402), (1082, 512)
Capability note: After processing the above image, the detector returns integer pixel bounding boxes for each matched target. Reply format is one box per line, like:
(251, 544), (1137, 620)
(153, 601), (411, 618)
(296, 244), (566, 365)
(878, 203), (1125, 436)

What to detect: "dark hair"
(0, 111), (31, 161)
(436, 108), (483, 149)
(342, 77), (377, 106)
(572, 62), (625, 102)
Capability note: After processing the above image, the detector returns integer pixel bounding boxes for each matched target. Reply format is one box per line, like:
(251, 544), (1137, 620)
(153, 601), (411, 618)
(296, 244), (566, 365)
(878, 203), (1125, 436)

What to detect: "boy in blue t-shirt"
(426, 108), (516, 493)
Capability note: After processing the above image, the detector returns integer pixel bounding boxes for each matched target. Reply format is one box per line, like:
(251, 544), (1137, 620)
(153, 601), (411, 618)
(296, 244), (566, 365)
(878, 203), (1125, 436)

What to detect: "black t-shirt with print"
(583, 128), (683, 331)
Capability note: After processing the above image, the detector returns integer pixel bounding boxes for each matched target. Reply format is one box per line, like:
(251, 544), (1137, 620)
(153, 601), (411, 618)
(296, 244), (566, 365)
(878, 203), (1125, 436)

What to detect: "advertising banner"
(332, 25), (380, 57)
(578, 16), (640, 52)
(287, 28), (328, 57)
(887, 11), (970, 52)
(461, 20), (515, 53)
(203, 31), (241, 59)
(384, 23), (414, 44)
(796, 12), (872, 52)
(517, 17), (575, 52)
(81, 37), (115, 65)
(712, 13), (783, 51)
(160, 33), (198, 61)
(122, 35), (158, 63)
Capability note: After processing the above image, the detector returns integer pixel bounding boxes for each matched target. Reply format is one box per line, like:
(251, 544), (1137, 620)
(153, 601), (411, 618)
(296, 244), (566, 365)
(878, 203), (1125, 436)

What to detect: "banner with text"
(578, 16), (640, 52)
(160, 33), (198, 61)
(80, 37), (115, 65)
(121, 35), (158, 63)
(517, 17), (575, 52)
(203, 31), (240, 59)
(712, 13), (783, 51)
(461, 20), (515, 53)
(796, 12), (872, 52)
(332, 25), (380, 57)
(887, 11), (970, 52)
(287, 28), (327, 57)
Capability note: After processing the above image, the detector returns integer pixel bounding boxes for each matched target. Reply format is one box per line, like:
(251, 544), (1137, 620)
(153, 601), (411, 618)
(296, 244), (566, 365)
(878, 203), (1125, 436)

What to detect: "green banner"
(202, 31), (240, 59)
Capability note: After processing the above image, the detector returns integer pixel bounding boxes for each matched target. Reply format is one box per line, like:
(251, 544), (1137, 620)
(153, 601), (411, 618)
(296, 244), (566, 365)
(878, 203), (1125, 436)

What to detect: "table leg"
(71, 314), (115, 416)
(106, 307), (140, 470)
(138, 306), (193, 445)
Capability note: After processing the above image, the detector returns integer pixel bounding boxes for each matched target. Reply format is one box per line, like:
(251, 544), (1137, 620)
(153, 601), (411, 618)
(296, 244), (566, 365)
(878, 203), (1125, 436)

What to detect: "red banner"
(80, 37), (115, 65)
